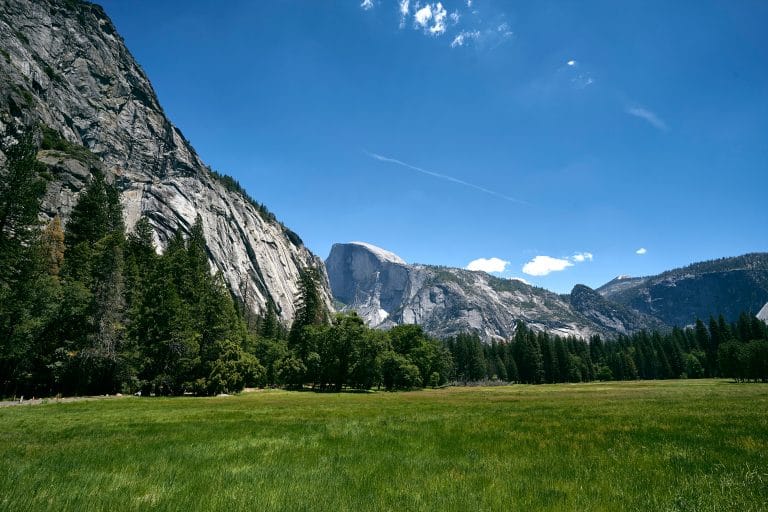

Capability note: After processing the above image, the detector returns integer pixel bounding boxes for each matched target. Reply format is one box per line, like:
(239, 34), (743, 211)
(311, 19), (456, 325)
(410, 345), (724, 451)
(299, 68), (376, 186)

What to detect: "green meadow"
(1, 380), (767, 511)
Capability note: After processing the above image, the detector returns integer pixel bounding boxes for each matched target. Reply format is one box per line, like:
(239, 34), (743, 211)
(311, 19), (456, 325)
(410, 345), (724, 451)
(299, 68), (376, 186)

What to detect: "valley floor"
(1, 380), (766, 511)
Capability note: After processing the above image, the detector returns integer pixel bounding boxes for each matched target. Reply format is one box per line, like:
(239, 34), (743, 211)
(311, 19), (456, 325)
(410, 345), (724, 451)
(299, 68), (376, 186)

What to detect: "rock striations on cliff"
(0, 0), (331, 324)
(326, 242), (661, 340)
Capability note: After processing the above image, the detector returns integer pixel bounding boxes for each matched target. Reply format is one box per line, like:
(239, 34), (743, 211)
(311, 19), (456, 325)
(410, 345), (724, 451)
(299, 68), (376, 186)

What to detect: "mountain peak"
(347, 242), (406, 265)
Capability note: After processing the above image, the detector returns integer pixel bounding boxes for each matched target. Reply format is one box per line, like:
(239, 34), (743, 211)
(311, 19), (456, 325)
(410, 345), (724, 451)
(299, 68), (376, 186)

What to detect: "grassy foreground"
(1, 380), (767, 511)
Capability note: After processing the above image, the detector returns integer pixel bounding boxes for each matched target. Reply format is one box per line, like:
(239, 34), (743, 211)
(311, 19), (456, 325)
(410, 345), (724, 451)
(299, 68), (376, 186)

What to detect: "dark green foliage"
(39, 126), (93, 161)
(264, 313), (453, 391)
(380, 351), (421, 390)
(64, 170), (123, 252)
(0, 132), (58, 397)
(447, 333), (487, 382)
(440, 315), (768, 386)
(129, 215), (264, 395)
(0, 132), (46, 261)
(288, 267), (327, 345)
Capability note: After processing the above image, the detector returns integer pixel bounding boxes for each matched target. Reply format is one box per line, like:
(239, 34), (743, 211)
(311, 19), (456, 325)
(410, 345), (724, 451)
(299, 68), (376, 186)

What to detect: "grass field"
(1, 380), (767, 511)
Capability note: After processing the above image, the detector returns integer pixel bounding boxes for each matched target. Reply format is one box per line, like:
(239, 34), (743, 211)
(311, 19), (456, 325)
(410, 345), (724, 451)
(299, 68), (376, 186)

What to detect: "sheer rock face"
(326, 242), (660, 341)
(0, 0), (331, 323)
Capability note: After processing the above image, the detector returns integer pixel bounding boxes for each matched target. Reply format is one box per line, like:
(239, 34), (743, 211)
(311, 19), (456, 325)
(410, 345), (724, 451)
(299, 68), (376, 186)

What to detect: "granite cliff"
(0, 0), (331, 324)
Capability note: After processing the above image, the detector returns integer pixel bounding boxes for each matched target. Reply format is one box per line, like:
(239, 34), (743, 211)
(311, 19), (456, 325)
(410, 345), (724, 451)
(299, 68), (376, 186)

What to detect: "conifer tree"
(0, 131), (58, 396)
(57, 169), (127, 394)
(289, 267), (326, 344)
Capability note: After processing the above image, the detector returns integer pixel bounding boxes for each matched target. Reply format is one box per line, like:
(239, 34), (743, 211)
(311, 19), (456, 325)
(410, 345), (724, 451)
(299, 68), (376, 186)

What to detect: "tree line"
(444, 314), (768, 385)
(1, 129), (766, 398)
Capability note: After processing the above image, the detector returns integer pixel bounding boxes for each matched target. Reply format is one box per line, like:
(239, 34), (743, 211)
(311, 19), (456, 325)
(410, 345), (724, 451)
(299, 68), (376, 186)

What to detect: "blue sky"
(99, 0), (768, 293)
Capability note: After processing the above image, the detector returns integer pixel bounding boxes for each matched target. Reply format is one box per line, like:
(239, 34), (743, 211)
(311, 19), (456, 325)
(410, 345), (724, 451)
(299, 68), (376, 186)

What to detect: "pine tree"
(0, 131), (47, 271)
(57, 169), (127, 394)
(288, 267), (326, 345)
(0, 131), (58, 397)
(64, 170), (123, 251)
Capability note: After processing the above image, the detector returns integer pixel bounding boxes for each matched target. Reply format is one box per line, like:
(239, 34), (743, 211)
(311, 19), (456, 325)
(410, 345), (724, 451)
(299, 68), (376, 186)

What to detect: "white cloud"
(522, 256), (574, 276)
(626, 106), (668, 131)
(430, 3), (448, 35)
(636, 247), (647, 255)
(451, 30), (480, 48)
(414, 2), (447, 36)
(567, 60), (576, 66)
(398, 0), (410, 27)
(510, 276), (530, 285)
(358, 0), (510, 49)
(467, 257), (510, 273)
(414, 4), (433, 27)
(572, 252), (593, 263)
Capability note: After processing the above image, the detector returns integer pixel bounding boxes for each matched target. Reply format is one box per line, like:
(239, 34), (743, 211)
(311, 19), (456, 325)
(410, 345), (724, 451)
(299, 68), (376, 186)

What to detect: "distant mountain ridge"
(597, 253), (768, 326)
(326, 242), (664, 340)
(328, 244), (768, 340)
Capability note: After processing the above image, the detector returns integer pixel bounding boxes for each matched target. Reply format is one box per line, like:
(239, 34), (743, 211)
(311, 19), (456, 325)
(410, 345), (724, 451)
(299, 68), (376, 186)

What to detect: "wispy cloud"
(636, 247), (647, 255)
(451, 30), (480, 48)
(359, 0), (511, 49)
(626, 106), (668, 131)
(572, 252), (593, 263)
(366, 152), (527, 204)
(398, 0), (409, 27)
(466, 257), (509, 273)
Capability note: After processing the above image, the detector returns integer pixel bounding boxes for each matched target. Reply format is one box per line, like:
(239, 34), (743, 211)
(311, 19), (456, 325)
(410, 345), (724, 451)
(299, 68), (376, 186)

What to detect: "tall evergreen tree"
(0, 131), (58, 396)
(55, 169), (127, 394)
(288, 267), (326, 345)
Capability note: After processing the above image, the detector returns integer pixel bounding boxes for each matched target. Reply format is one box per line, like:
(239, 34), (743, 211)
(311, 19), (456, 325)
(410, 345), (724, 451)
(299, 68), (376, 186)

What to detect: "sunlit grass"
(1, 380), (766, 511)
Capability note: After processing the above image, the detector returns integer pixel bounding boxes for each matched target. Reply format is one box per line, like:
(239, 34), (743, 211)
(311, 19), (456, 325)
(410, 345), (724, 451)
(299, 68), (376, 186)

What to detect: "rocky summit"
(326, 242), (662, 340)
(0, 0), (331, 324)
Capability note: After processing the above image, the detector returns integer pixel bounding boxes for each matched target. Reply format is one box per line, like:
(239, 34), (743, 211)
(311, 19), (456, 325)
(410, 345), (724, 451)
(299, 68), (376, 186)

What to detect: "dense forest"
(1, 130), (767, 398)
